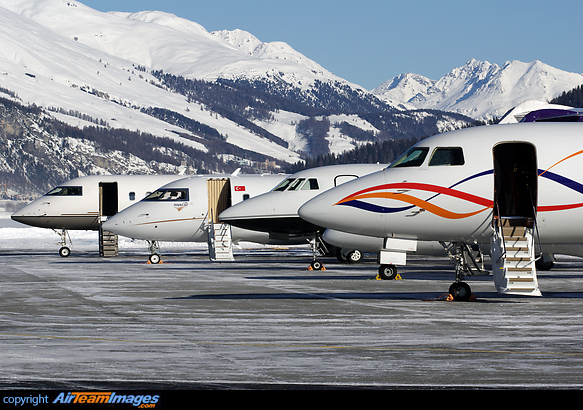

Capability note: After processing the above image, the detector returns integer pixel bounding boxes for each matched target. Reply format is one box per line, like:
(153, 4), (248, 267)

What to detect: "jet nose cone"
(219, 196), (270, 231)
(299, 171), (387, 237)
(10, 213), (28, 225)
(101, 213), (133, 236)
(298, 194), (332, 227)
(10, 204), (40, 227)
(101, 218), (116, 231)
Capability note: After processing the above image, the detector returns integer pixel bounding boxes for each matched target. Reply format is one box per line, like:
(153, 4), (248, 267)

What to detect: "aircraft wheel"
(59, 246), (71, 258)
(346, 249), (363, 263)
(149, 254), (161, 264)
(535, 258), (554, 271)
(336, 251), (348, 263)
(449, 282), (472, 301)
(310, 260), (324, 271)
(378, 264), (398, 280)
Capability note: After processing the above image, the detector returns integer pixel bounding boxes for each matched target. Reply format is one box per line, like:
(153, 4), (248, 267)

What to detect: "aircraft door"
(207, 179), (232, 223)
(99, 182), (119, 217)
(493, 142), (537, 225)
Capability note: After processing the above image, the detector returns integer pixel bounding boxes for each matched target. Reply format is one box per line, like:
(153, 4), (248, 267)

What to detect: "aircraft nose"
(10, 203), (43, 227)
(219, 196), (270, 230)
(299, 171), (387, 237)
(298, 194), (335, 229)
(102, 213), (130, 235)
(10, 212), (30, 225)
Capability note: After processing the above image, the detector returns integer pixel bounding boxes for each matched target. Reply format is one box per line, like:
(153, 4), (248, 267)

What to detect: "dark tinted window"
(429, 147), (465, 166)
(144, 189), (189, 201)
(46, 186), (83, 196)
(389, 147), (429, 168)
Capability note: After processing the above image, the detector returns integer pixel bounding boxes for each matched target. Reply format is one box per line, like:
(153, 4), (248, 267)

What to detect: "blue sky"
(81, 0), (583, 90)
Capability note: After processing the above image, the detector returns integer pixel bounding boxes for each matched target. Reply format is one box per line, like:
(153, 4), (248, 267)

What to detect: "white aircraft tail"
(491, 219), (541, 296)
(208, 221), (234, 262)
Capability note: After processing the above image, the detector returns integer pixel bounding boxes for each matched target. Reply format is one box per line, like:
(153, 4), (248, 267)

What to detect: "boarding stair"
(207, 219), (234, 262)
(99, 226), (119, 257)
(491, 218), (541, 296)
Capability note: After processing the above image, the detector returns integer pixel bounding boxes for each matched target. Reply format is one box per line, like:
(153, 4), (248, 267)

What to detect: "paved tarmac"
(1, 245), (583, 390)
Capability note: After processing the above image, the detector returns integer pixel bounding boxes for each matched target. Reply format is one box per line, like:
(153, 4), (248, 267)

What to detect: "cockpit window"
(273, 178), (295, 192)
(429, 147), (465, 166)
(46, 186), (83, 196)
(389, 147), (429, 168)
(288, 178), (306, 191)
(143, 189), (189, 201)
(273, 177), (319, 192)
(301, 178), (319, 190)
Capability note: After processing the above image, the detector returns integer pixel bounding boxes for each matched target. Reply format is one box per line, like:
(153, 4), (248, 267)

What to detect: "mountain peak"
(373, 59), (583, 120)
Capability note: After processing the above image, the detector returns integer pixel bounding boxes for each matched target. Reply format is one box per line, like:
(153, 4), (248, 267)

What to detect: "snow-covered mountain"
(0, 0), (473, 185)
(2, 0), (579, 196)
(373, 59), (583, 120)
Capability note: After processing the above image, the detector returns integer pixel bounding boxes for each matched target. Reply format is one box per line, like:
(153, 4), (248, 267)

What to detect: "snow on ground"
(0, 211), (306, 255)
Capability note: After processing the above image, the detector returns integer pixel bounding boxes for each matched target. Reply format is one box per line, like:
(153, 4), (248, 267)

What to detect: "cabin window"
(301, 178), (319, 190)
(429, 147), (465, 166)
(129, 192), (136, 201)
(243, 194), (250, 200)
(389, 147), (429, 168)
(144, 189), (189, 201)
(46, 186), (83, 196)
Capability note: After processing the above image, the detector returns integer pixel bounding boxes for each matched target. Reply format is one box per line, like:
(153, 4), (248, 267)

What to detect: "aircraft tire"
(449, 282), (472, 301)
(59, 246), (71, 258)
(346, 249), (362, 263)
(336, 252), (348, 263)
(378, 264), (398, 280)
(310, 260), (324, 270)
(149, 254), (161, 264)
(535, 258), (554, 271)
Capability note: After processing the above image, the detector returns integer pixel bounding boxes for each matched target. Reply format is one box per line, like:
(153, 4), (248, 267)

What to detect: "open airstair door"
(99, 182), (119, 257)
(207, 179), (234, 261)
(491, 142), (541, 296)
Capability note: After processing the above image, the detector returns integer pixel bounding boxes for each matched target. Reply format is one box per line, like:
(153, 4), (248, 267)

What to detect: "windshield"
(273, 178), (295, 192)
(287, 178), (306, 191)
(389, 147), (429, 168)
(272, 178), (319, 192)
(46, 186), (82, 196)
(143, 189), (189, 201)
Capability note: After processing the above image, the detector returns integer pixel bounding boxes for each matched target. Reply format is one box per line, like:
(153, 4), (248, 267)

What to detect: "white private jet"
(218, 164), (388, 269)
(299, 122), (583, 300)
(11, 174), (185, 257)
(101, 172), (289, 263)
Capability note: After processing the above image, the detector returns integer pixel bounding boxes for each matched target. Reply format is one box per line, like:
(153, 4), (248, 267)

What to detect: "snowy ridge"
(0, 0), (580, 196)
(373, 59), (583, 120)
(0, 0), (399, 166)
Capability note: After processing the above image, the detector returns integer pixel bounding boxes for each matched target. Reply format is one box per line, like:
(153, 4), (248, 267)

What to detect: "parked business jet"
(11, 175), (185, 256)
(218, 164), (387, 269)
(218, 163), (491, 271)
(299, 122), (583, 300)
(101, 173), (288, 263)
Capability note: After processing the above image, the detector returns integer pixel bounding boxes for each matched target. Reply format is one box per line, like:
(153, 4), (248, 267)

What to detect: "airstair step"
(492, 220), (541, 296)
(208, 221), (234, 261)
(508, 277), (535, 282)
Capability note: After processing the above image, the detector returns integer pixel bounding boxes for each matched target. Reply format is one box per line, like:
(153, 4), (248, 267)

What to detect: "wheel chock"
(423, 293), (477, 302)
(307, 265), (326, 271)
(374, 273), (402, 280)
